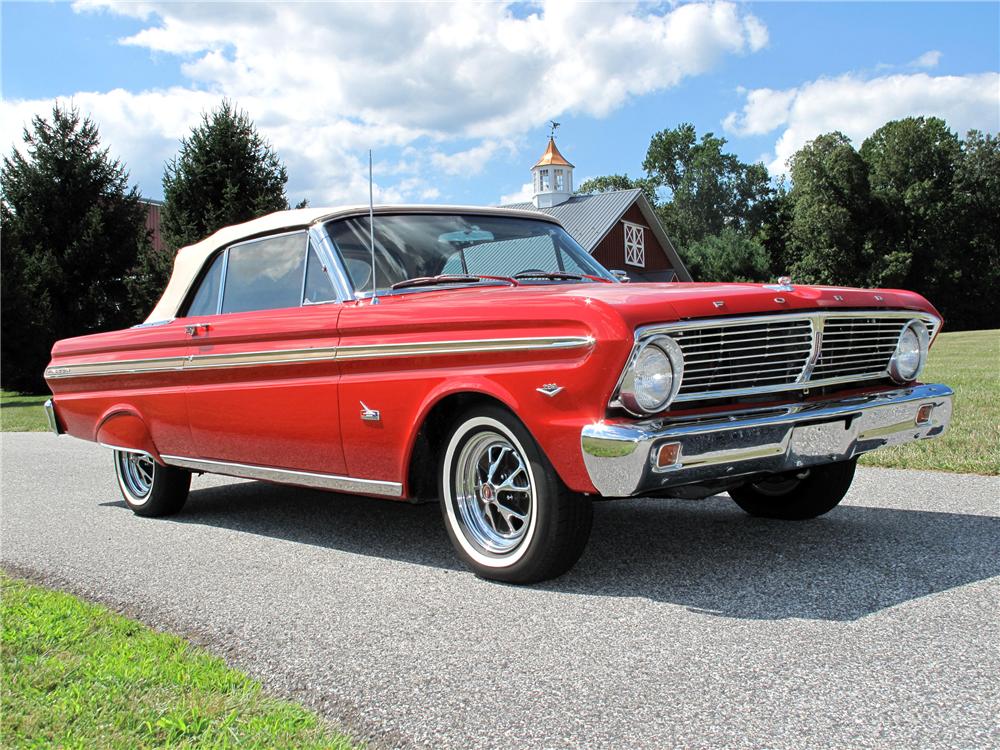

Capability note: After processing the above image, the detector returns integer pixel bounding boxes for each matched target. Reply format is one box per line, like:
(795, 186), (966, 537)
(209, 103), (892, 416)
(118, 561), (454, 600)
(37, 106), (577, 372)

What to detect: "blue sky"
(3, 2), (998, 207)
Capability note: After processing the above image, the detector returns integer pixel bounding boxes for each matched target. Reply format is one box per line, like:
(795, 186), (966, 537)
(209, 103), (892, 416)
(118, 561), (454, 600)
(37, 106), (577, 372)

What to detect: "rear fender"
(95, 407), (162, 463)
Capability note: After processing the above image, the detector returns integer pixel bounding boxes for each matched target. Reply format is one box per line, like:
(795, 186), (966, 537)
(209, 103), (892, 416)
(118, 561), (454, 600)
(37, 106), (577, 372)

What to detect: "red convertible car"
(44, 205), (954, 583)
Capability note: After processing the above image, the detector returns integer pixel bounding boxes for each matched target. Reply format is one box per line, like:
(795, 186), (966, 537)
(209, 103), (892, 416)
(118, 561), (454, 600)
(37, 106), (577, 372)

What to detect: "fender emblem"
(537, 384), (564, 397)
(360, 401), (381, 421)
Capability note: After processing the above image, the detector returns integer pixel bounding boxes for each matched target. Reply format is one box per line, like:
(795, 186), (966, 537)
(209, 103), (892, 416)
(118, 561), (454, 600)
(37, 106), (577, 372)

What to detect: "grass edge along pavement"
(1, 573), (360, 749)
(2, 329), (997, 474)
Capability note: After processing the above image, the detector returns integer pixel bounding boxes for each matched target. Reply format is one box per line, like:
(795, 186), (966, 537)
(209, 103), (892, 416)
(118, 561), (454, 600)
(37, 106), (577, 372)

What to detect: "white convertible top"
(144, 204), (557, 323)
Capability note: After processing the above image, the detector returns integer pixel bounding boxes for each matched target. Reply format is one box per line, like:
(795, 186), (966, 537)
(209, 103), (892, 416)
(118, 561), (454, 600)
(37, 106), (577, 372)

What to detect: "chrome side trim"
(44, 336), (593, 379)
(187, 347), (338, 370)
(334, 335), (594, 361)
(100, 442), (155, 461)
(44, 399), (62, 435)
(159, 454), (403, 498)
(44, 356), (189, 379)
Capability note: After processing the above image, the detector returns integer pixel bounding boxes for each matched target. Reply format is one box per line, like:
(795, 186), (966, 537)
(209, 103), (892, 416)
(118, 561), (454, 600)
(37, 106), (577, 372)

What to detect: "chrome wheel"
(453, 430), (534, 555)
(117, 451), (155, 503)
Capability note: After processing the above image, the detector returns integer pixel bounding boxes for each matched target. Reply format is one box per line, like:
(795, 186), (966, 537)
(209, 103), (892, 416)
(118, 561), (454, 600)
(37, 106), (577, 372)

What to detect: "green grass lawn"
(1, 574), (358, 749)
(3, 329), (996, 473)
(1, 390), (49, 432)
(859, 328), (999, 475)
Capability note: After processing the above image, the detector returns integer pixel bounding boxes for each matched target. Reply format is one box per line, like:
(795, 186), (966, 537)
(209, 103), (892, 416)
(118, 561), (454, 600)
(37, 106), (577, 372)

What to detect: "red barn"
(502, 137), (690, 282)
(140, 197), (165, 253)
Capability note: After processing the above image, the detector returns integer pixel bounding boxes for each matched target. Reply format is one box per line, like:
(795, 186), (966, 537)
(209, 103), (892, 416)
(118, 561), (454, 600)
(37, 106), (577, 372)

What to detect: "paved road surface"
(3, 433), (998, 749)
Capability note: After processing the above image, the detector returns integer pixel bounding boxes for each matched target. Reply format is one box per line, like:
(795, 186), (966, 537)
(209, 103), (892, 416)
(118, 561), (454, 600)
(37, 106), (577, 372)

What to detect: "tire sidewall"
(114, 450), (154, 510)
(441, 414), (542, 569)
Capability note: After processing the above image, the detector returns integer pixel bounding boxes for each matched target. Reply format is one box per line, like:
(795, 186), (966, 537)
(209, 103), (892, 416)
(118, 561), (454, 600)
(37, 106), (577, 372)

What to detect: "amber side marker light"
(915, 404), (935, 426)
(656, 442), (681, 469)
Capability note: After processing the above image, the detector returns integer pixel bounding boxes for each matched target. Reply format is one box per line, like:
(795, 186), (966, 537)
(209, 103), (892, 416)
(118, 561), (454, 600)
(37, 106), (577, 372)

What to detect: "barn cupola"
(531, 127), (574, 208)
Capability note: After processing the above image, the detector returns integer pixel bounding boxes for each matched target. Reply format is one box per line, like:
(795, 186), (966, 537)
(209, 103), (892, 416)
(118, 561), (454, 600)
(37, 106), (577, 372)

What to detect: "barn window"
(554, 169), (564, 191)
(623, 221), (645, 267)
(540, 169), (550, 190)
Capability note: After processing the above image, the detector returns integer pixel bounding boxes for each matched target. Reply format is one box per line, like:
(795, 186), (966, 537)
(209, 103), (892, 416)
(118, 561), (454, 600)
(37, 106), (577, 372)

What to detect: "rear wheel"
(439, 406), (592, 584)
(114, 450), (191, 517)
(728, 458), (857, 520)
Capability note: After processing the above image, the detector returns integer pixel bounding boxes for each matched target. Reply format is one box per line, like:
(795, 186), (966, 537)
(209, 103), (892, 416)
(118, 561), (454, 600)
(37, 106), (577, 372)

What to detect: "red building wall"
(591, 203), (677, 280)
(143, 201), (165, 253)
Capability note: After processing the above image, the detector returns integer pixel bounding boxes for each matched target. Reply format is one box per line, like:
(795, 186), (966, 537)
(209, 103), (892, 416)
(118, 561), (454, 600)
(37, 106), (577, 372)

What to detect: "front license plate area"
(788, 419), (856, 464)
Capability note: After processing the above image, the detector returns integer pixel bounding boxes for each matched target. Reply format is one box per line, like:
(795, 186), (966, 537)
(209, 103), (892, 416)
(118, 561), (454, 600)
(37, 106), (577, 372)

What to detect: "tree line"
(2, 102), (290, 392)
(2, 103), (997, 394)
(580, 118), (999, 332)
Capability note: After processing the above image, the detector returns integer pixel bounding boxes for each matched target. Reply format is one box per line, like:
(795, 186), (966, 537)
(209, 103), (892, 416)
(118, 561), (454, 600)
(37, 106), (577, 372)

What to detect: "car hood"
(387, 281), (940, 331)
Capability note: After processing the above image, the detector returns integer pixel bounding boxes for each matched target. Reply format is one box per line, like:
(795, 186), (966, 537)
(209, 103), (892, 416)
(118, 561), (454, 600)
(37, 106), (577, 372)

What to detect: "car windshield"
(324, 213), (615, 295)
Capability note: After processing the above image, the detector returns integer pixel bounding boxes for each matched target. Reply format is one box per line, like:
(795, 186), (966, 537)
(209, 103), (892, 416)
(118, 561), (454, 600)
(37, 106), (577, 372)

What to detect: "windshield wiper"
(390, 274), (517, 291)
(513, 271), (588, 281)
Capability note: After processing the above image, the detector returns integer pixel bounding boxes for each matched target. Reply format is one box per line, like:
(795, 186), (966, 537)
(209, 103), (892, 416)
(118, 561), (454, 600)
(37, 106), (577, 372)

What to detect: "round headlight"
(888, 320), (929, 383)
(619, 336), (684, 414)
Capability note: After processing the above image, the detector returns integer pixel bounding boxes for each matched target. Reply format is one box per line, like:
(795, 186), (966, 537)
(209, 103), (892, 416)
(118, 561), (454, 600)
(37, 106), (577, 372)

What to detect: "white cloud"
(4, 1), (768, 205)
(909, 50), (943, 69)
(499, 182), (534, 205)
(723, 71), (1000, 174)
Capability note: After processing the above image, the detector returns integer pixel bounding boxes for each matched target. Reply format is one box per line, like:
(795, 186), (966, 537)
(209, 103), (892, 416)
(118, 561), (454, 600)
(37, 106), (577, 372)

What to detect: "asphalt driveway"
(2, 433), (998, 749)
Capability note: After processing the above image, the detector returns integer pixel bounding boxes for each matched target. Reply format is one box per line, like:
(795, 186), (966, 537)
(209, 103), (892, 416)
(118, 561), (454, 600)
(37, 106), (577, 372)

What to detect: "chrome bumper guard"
(581, 383), (953, 497)
(44, 399), (63, 436)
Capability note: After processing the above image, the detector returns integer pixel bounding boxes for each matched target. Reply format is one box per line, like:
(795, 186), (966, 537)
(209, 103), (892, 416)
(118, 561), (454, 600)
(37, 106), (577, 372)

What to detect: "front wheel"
(439, 407), (592, 584)
(113, 450), (191, 517)
(728, 458), (858, 520)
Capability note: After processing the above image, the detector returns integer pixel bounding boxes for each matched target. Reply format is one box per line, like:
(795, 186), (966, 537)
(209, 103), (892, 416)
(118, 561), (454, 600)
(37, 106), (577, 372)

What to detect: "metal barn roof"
(502, 188), (644, 252)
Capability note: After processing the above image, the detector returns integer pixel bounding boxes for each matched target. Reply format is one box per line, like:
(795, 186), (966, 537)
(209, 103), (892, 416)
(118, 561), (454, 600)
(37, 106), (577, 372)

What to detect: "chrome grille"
(623, 310), (940, 406)
(674, 319), (813, 396)
(813, 317), (915, 380)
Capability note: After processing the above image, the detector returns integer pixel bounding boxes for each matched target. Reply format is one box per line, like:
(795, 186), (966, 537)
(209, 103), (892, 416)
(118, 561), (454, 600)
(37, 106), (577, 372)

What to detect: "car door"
(180, 230), (348, 475)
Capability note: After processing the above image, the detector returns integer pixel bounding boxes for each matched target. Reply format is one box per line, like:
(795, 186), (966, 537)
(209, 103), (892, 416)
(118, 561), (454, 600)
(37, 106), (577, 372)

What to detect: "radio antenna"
(368, 149), (378, 304)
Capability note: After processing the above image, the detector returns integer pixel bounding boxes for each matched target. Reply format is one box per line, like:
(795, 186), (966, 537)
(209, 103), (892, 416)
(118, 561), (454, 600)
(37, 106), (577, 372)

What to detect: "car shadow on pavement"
(103, 479), (1000, 622)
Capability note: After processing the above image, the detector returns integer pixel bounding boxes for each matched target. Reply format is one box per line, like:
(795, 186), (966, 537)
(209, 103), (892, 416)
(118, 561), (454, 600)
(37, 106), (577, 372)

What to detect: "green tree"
(642, 123), (774, 247)
(860, 116), (962, 297)
(576, 173), (658, 206)
(785, 132), (872, 286)
(162, 100), (288, 253)
(941, 130), (1000, 329)
(681, 229), (772, 283)
(1, 104), (150, 393)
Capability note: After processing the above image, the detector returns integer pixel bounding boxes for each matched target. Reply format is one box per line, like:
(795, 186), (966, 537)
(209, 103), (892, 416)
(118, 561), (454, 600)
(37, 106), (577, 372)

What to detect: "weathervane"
(549, 121), (560, 138)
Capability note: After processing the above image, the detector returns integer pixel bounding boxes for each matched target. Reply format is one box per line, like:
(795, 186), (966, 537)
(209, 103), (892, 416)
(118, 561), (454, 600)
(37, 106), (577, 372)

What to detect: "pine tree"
(161, 100), (289, 253)
(1, 104), (150, 393)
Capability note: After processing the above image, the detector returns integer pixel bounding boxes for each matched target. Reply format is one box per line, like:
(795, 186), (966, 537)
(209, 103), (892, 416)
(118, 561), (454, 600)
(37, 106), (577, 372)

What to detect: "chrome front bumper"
(581, 383), (954, 497)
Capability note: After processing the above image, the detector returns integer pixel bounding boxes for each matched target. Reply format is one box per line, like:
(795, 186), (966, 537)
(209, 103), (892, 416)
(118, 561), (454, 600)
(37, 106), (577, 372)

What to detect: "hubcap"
(118, 451), (155, 501)
(453, 431), (534, 555)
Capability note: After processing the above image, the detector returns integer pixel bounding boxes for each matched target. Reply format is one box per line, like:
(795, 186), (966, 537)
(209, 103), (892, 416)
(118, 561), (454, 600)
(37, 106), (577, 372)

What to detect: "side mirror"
(610, 269), (631, 283)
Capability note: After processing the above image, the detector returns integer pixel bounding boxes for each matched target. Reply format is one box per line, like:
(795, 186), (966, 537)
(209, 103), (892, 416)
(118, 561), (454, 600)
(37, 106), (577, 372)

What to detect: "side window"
(185, 252), (224, 317)
(303, 243), (338, 304)
(221, 232), (306, 314)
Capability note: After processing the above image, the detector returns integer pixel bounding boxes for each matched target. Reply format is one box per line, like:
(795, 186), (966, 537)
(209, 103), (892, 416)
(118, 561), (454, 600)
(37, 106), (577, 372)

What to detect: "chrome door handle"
(184, 323), (210, 336)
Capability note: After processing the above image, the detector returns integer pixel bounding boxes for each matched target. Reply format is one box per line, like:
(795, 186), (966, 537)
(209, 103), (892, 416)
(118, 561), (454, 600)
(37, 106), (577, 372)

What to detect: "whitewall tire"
(113, 450), (191, 517)
(439, 406), (592, 583)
